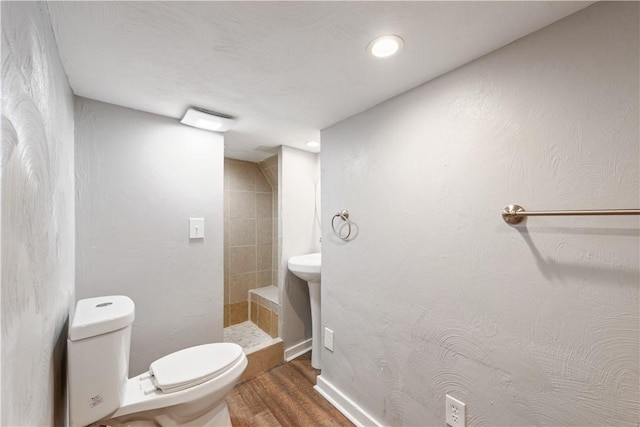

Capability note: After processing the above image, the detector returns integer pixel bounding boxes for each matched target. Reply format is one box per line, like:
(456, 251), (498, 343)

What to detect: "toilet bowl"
(68, 296), (247, 427)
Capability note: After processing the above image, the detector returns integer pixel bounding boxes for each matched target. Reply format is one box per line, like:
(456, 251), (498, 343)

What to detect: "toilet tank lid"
(70, 296), (135, 341)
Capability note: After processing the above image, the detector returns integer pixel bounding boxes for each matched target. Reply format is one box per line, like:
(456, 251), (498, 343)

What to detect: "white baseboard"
(284, 338), (312, 361)
(314, 375), (382, 427)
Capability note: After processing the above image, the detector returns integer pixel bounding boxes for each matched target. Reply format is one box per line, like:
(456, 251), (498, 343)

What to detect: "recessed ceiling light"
(306, 141), (320, 147)
(367, 35), (404, 58)
(181, 108), (236, 132)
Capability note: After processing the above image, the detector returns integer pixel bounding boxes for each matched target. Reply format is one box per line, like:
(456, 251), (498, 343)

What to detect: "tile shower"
(223, 156), (280, 351)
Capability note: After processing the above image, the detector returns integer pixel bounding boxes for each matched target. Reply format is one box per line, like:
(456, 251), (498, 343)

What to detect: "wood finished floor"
(227, 352), (355, 427)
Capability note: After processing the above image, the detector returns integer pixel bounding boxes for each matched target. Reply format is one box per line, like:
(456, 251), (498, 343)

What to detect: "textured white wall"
(321, 3), (639, 425)
(279, 146), (320, 350)
(75, 98), (224, 376)
(1, 2), (75, 426)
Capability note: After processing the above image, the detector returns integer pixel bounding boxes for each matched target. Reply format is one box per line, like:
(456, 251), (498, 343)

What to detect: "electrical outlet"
(324, 327), (334, 351)
(446, 394), (466, 427)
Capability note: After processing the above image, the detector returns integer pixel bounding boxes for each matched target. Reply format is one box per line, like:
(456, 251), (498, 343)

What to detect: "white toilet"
(68, 295), (247, 427)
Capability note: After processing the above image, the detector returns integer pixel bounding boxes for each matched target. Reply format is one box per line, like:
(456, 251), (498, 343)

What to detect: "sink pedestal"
(307, 280), (321, 369)
(287, 252), (322, 369)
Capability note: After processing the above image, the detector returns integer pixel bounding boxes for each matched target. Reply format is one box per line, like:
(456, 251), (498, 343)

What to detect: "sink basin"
(288, 252), (322, 369)
(288, 253), (321, 282)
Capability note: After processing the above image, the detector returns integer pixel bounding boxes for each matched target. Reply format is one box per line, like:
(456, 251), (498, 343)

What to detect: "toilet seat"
(150, 343), (243, 393)
(111, 343), (247, 420)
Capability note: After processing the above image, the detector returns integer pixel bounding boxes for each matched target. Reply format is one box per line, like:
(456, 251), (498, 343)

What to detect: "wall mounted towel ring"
(332, 209), (352, 241)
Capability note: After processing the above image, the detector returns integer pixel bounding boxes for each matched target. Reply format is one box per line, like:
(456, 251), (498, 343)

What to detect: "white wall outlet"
(446, 394), (466, 427)
(324, 327), (334, 351)
(189, 218), (205, 239)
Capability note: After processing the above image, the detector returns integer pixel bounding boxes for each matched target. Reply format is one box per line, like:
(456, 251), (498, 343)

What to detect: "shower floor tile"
(224, 321), (275, 351)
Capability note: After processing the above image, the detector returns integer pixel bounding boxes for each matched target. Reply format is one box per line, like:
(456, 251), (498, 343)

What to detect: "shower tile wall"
(224, 158), (276, 327)
(258, 155), (279, 288)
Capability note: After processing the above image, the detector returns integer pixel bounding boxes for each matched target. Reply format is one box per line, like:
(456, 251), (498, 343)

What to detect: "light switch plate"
(324, 327), (334, 351)
(189, 218), (205, 239)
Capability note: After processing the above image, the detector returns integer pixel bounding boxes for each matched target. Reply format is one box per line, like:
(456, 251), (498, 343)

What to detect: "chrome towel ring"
(331, 209), (352, 241)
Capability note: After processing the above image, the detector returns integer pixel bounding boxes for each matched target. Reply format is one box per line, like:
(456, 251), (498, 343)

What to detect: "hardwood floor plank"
(227, 352), (355, 427)
(287, 353), (320, 385)
(251, 373), (311, 426)
(235, 380), (270, 416)
(227, 383), (257, 426)
(270, 364), (353, 426)
(253, 410), (282, 427)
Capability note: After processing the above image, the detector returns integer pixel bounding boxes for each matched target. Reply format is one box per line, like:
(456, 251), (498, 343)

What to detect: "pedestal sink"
(288, 252), (322, 369)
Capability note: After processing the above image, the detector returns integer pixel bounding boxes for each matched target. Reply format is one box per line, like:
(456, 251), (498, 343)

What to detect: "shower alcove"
(222, 156), (282, 374)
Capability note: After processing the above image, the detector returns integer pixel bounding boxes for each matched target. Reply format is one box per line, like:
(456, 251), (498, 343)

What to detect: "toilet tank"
(68, 296), (135, 427)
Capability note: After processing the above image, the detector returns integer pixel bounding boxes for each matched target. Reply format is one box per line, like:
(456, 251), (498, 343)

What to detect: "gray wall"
(1, 2), (75, 425)
(75, 98), (225, 376)
(280, 146), (320, 351)
(320, 2), (639, 425)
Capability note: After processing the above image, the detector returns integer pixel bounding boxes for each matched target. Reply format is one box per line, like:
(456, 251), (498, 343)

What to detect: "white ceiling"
(47, 1), (591, 162)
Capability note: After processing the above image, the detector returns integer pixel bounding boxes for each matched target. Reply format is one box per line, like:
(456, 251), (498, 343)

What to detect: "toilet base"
(95, 399), (232, 427)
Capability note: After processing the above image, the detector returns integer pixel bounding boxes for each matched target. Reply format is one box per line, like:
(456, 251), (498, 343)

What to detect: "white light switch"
(324, 327), (334, 351)
(189, 218), (205, 239)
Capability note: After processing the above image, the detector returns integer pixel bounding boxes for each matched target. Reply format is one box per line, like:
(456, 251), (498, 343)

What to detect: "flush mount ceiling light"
(180, 107), (236, 132)
(367, 35), (404, 58)
(306, 141), (320, 147)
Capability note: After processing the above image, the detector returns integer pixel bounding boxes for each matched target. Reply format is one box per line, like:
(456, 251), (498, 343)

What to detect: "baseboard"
(284, 338), (312, 361)
(314, 375), (382, 427)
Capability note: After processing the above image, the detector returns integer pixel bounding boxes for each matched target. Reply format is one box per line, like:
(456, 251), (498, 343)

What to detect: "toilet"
(68, 295), (247, 427)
